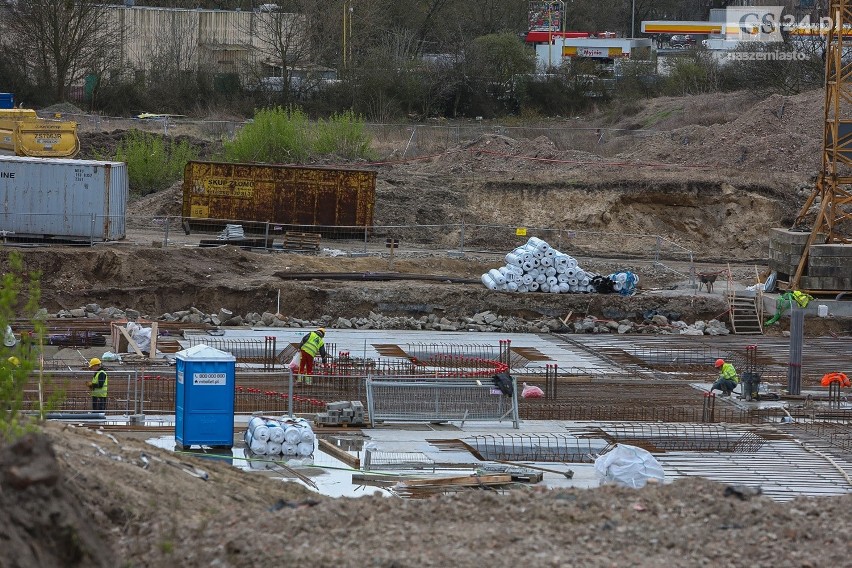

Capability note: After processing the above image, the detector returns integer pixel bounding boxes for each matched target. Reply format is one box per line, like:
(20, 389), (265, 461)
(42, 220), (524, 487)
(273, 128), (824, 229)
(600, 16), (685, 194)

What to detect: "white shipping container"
(0, 156), (128, 241)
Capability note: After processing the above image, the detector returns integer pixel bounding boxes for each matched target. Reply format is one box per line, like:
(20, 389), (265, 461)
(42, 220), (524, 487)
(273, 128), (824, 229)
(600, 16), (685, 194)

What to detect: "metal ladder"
(726, 265), (764, 335)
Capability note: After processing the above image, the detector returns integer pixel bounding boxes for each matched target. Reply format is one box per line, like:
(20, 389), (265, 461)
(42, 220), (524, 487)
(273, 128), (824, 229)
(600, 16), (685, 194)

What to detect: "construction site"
(5, 15), (852, 568)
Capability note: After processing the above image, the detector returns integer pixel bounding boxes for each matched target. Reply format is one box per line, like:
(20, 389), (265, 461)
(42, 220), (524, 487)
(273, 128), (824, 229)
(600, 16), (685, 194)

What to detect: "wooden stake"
(119, 326), (144, 356)
(148, 322), (159, 358)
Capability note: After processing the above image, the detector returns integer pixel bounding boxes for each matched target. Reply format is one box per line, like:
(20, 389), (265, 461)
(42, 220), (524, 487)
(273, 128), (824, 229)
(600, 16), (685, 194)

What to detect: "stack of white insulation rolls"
(481, 236), (598, 294)
(244, 416), (316, 457)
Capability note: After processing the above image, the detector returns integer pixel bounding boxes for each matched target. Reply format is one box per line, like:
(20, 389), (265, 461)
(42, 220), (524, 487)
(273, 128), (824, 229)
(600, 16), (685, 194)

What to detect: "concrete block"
(769, 228), (823, 245)
(327, 401), (351, 411)
(809, 244), (852, 258)
(342, 408), (354, 417)
(327, 409), (341, 419)
(350, 401), (364, 410)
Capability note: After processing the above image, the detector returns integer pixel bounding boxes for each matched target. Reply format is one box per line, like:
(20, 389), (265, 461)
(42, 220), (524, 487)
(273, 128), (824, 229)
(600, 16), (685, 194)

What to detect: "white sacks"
(594, 444), (665, 489)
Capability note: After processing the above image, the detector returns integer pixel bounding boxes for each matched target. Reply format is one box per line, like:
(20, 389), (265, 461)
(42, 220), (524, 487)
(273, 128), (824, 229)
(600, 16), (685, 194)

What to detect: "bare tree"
(1, 0), (123, 102)
(243, 5), (311, 103)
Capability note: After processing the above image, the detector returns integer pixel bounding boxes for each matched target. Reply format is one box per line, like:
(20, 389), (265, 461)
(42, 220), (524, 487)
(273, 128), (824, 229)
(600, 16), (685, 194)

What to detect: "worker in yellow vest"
(711, 358), (739, 397)
(298, 328), (328, 379)
(87, 358), (109, 411)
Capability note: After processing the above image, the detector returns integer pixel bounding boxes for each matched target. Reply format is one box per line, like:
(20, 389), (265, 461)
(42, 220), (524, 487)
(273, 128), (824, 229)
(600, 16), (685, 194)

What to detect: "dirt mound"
(128, 180), (184, 217)
(607, 90), (823, 180)
(3, 423), (852, 567)
(77, 129), (220, 161)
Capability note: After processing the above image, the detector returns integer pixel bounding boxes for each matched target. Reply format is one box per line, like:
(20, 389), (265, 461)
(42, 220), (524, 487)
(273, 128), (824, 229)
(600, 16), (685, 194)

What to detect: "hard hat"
(89, 358), (101, 368)
(7, 356), (19, 367)
(715, 358), (725, 368)
(317, 327), (326, 335)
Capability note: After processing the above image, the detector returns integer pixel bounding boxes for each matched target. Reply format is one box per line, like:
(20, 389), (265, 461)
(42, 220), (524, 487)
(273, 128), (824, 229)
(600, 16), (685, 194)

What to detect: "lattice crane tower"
(792, 0), (852, 289)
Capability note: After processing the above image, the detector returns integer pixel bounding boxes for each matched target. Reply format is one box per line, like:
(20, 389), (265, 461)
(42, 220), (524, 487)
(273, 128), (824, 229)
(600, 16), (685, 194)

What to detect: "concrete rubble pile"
(52, 304), (731, 336)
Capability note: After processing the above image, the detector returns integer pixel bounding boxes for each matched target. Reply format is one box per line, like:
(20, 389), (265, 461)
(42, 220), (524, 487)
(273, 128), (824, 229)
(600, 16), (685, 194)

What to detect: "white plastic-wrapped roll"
(521, 252), (534, 264)
(541, 257), (554, 267)
(518, 284), (529, 293)
(547, 276), (558, 287)
(613, 282), (623, 291)
(545, 266), (557, 278)
(587, 285), (596, 293)
(529, 281), (540, 292)
(521, 273), (534, 285)
(266, 441), (282, 455)
(296, 425), (315, 444)
(566, 257), (578, 269)
(481, 273), (498, 290)
(565, 268), (577, 278)
(634, 274), (640, 285)
(581, 277), (590, 286)
(521, 261), (535, 272)
(507, 281), (518, 292)
(266, 422), (286, 444)
(248, 417), (270, 442)
(541, 283), (550, 293)
(283, 426), (301, 445)
(558, 283), (570, 293)
(574, 269), (586, 279)
(544, 248), (556, 258)
(297, 441), (314, 457)
(555, 264), (567, 274)
(282, 443), (298, 456)
(568, 278), (579, 286)
(533, 250), (545, 259)
(505, 252), (523, 266)
(499, 283), (508, 291)
(527, 268), (540, 279)
(535, 273), (546, 284)
(550, 285), (560, 293)
(532, 257), (541, 268)
(557, 273), (569, 283)
(527, 236), (548, 250)
(244, 429), (268, 454)
(488, 268), (506, 285)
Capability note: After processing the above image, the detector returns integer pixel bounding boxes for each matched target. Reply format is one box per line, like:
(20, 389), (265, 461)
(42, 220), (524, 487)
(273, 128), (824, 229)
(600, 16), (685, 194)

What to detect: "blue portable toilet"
(175, 344), (236, 450)
(0, 93), (14, 109)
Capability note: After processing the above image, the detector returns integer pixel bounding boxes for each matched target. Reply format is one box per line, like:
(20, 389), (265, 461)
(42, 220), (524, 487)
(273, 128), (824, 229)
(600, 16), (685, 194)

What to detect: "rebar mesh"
(465, 433), (607, 463)
(573, 423), (767, 453)
(364, 450), (435, 471)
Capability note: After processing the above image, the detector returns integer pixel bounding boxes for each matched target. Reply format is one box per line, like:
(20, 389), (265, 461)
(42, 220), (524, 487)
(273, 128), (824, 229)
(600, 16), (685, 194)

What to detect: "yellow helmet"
(88, 358), (101, 368)
(7, 356), (20, 367)
(317, 327), (326, 335)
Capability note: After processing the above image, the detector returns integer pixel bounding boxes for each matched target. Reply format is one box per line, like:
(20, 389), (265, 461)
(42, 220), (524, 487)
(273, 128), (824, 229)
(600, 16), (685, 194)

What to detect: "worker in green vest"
(711, 358), (739, 397)
(88, 358), (108, 411)
(298, 328), (328, 380)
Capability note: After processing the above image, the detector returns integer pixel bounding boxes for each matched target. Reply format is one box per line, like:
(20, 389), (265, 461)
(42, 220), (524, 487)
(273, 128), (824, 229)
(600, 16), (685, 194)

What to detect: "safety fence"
(366, 375), (520, 429)
(0, 212), (696, 266)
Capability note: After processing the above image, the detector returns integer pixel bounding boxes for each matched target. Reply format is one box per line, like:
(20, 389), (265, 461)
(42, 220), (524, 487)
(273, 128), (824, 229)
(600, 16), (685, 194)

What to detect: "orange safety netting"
(821, 372), (851, 388)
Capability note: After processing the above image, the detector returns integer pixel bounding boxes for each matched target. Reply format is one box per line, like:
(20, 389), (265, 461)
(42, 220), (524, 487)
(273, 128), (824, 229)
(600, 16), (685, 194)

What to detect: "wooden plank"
(118, 326), (144, 356)
(399, 474), (512, 488)
(149, 322), (158, 357)
(317, 438), (360, 469)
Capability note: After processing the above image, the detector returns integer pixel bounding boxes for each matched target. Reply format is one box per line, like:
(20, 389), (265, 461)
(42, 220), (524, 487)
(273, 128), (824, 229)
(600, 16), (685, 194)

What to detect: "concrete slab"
(179, 328), (622, 372)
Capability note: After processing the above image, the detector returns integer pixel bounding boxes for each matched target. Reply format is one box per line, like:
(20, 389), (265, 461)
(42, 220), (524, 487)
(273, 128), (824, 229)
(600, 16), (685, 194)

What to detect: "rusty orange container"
(182, 161), (376, 230)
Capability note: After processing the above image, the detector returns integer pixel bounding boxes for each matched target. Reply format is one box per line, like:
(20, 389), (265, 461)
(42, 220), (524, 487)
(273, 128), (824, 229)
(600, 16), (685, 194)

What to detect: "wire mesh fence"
(366, 375), (520, 428)
(0, 210), (696, 267)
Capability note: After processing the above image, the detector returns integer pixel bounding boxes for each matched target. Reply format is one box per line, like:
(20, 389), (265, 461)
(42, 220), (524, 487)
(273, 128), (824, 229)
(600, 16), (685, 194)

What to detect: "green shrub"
(112, 130), (198, 196)
(223, 106), (311, 163)
(312, 111), (375, 160)
(0, 252), (46, 442)
(223, 106), (374, 163)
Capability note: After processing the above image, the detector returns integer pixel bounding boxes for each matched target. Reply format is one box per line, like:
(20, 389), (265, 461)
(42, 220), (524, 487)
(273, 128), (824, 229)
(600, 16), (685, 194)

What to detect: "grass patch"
(109, 130), (198, 196)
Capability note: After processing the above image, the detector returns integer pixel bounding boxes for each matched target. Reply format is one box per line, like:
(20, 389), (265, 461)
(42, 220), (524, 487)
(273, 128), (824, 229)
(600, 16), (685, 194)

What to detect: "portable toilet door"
(175, 344), (237, 450)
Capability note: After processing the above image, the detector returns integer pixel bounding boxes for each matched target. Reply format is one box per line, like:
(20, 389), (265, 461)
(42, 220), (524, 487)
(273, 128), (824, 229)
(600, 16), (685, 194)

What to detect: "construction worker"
(87, 358), (108, 411)
(298, 328), (328, 379)
(711, 358), (739, 397)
